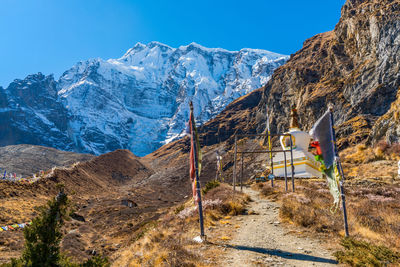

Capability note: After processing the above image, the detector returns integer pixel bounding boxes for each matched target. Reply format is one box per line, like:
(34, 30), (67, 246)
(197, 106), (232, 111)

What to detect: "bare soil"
(219, 187), (338, 266)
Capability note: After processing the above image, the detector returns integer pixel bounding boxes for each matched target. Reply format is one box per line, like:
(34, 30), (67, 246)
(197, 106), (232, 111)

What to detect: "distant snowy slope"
(57, 42), (287, 155)
(1, 42), (287, 156)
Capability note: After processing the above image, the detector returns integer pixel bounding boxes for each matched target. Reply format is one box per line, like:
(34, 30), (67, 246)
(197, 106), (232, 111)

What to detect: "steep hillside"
(0, 150), (162, 262)
(253, 0), (400, 147)
(0, 144), (94, 177)
(0, 149), (152, 201)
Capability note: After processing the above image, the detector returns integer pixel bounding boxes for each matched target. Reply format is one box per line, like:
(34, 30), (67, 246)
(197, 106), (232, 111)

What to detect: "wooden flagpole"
(190, 102), (205, 238)
(233, 135), (237, 192)
(290, 135), (295, 192)
(240, 153), (244, 192)
(329, 107), (349, 237)
(266, 111), (274, 187)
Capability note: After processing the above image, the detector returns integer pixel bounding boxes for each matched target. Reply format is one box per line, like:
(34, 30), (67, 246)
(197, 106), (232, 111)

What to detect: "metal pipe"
(267, 131), (274, 188)
(290, 135), (295, 192)
(283, 151), (288, 192)
(233, 135), (238, 192)
(235, 133), (293, 137)
(240, 153), (244, 192)
(190, 102), (204, 238)
(329, 109), (349, 237)
(237, 149), (294, 154)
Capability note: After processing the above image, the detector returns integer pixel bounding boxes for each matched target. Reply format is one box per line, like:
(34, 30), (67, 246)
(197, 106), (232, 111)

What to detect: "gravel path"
(220, 187), (338, 266)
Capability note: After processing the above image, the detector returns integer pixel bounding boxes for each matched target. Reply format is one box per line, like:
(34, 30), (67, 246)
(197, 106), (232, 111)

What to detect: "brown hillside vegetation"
(251, 0), (400, 148)
(0, 149), (170, 263)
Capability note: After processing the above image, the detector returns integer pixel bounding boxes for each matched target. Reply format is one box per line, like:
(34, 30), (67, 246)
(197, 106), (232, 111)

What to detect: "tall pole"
(266, 111), (274, 187)
(233, 135), (238, 192)
(190, 103), (205, 238)
(240, 153), (244, 192)
(329, 107), (349, 237)
(290, 135), (295, 192)
(215, 152), (220, 182)
(283, 150), (288, 192)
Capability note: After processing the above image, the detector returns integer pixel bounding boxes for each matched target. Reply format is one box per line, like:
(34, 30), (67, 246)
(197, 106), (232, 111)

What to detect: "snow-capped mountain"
(1, 42), (288, 156)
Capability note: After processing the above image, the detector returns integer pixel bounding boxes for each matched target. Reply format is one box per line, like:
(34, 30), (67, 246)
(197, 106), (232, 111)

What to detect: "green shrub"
(334, 237), (400, 266)
(202, 180), (220, 195)
(21, 190), (70, 266)
(80, 255), (110, 267)
(1, 187), (110, 267)
(174, 204), (185, 214)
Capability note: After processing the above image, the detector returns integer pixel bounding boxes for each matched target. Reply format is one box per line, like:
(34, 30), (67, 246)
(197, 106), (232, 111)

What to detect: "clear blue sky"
(0, 0), (345, 87)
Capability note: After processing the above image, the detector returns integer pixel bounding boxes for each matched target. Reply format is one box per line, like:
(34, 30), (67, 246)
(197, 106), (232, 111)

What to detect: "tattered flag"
(310, 110), (341, 212)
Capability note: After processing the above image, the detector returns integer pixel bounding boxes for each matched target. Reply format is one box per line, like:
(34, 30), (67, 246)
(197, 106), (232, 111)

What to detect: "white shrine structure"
(272, 107), (322, 178)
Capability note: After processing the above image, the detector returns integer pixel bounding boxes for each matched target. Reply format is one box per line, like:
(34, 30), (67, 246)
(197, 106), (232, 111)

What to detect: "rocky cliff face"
(0, 43), (287, 156)
(0, 74), (73, 150)
(252, 0), (400, 147)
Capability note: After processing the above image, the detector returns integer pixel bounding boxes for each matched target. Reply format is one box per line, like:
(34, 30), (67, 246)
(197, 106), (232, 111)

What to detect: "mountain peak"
(2, 42), (288, 156)
(178, 42), (232, 53)
(147, 41), (173, 49)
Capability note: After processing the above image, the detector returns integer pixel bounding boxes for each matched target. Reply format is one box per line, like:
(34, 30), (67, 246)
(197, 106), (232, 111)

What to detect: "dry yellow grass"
(256, 178), (400, 253)
(111, 184), (249, 266)
(0, 196), (48, 225)
(342, 142), (400, 165)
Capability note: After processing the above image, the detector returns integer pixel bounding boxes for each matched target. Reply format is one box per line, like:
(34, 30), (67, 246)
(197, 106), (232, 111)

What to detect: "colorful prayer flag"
(310, 110), (335, 169)
(189, 110), (199, 202)
(310, 110), (341, 212)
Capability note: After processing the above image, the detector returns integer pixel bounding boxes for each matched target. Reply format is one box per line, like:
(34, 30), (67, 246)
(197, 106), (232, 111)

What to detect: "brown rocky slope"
(254, 0), (400, 147)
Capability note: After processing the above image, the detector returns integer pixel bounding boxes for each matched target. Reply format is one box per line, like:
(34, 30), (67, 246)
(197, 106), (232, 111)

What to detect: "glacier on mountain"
(1, 42), (288, 156)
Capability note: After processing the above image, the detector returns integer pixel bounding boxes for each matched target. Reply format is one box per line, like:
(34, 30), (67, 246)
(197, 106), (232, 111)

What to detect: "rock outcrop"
(253, 0), (400, 147)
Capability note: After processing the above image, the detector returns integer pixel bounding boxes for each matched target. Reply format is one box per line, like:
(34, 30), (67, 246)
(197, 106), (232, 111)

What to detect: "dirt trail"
(220, 187), (338, 266)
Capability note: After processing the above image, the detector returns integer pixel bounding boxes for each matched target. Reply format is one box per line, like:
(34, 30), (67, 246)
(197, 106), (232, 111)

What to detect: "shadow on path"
(225, 244), (338, 264)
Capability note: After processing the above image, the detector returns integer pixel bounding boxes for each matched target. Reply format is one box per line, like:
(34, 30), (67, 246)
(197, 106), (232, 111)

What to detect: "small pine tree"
(1, 185), (110, 267)
(21, 187), (69, 267)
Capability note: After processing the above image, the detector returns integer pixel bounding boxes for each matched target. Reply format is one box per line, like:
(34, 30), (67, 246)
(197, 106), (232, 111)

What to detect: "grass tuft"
(202, 180), (220, 195)
(334, 237), (400, 266)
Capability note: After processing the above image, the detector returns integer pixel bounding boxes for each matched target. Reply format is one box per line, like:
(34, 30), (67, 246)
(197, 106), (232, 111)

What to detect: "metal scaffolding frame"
(232, 133), (296, 192)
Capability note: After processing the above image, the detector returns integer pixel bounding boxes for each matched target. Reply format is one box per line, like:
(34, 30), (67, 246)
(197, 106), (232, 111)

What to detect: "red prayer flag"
(189, 110), (198, 202)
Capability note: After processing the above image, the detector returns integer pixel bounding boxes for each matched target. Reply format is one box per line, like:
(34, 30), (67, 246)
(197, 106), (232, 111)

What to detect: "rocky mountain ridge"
(253, 0), (400, 147)
(0, 42), (287, 156)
